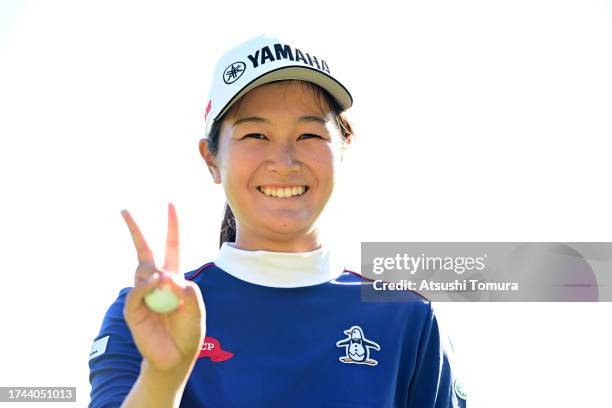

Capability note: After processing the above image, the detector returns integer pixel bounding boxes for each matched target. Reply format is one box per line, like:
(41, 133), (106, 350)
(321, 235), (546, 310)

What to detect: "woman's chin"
(256, 213), (314, 236)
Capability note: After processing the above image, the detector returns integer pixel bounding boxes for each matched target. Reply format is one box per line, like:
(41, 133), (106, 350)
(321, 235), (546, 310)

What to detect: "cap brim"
(213, 65), (353, 123)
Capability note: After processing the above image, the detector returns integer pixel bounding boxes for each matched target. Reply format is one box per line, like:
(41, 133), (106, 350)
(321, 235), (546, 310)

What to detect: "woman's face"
(200, 80), (349, 251)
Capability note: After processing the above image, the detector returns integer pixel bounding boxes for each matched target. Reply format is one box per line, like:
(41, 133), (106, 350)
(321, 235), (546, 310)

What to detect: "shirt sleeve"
(406, 302), (467, 408)
(88, 287), (143, 408)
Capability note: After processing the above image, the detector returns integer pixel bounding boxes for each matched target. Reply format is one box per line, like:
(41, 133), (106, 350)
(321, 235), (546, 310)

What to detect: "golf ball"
(145, 287), (180, 313)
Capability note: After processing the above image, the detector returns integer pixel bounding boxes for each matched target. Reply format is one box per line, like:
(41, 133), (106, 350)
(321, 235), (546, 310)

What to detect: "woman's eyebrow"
(232, 115), (328, 127)
(298, 115), (328, 125)
(232, 116), (269, 127)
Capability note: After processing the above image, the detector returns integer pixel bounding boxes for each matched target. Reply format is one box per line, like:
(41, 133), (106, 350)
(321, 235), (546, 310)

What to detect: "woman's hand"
(120, 203), (205, 373)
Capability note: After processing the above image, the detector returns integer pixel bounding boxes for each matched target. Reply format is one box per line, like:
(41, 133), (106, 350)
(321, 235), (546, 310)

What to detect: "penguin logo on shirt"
(336, 325), (381, 366)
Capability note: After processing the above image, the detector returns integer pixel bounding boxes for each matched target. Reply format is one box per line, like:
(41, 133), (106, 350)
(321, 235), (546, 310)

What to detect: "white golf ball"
(145, 287), (180, 313)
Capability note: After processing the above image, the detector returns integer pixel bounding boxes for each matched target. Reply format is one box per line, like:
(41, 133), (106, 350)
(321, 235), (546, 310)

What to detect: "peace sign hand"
(120, 203), (206, 373)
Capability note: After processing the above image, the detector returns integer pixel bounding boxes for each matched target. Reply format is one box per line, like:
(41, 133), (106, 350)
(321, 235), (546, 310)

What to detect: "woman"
(89, 34), (466, 407)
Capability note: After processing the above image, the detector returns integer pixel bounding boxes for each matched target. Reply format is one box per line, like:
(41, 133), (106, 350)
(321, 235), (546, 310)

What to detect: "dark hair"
(206, 80), (356, 248)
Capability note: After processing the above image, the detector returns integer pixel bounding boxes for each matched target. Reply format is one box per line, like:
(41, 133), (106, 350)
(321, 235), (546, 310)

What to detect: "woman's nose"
(265, 145), (301, 175)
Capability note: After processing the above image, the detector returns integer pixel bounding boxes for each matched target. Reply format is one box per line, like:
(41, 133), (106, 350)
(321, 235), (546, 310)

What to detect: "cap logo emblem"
(204, 99), (212, 121)
(246, 43), (330, 74)
(223, 61), (246, 84)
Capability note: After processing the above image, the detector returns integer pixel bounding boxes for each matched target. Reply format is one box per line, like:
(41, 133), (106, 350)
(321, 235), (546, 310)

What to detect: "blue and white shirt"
(89, 242), (467, 407)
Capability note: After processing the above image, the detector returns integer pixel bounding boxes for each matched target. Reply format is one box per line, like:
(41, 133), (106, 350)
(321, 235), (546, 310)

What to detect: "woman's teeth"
(257, 186), (308, 198)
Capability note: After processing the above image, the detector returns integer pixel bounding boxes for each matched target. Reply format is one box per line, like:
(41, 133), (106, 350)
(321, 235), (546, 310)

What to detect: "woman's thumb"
(181, 281), (205, 317)
(125, 272), (161, 316)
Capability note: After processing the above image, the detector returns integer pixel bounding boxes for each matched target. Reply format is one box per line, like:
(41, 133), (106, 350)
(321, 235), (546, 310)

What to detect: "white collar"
(214, 242), (345, 288)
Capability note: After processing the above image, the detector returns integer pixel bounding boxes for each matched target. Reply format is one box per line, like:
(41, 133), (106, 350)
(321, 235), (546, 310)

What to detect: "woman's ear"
(199, 138), (222, 184)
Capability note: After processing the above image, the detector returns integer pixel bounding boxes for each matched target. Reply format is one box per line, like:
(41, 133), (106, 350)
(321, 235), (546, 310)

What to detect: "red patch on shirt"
(198, 336), (234, 362)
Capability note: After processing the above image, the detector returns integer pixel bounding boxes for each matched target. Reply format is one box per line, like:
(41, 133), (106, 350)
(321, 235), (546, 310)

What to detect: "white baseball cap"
(204, 33), (353, 138)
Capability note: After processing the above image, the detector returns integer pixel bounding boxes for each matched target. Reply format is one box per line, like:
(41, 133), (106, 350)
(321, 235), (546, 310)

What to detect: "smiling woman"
(201, 80), (353, 252)
(88, 33), (466, 408)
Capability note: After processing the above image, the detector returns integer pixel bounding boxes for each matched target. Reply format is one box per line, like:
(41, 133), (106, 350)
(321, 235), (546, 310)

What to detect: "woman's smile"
(256, 185), (310, 198)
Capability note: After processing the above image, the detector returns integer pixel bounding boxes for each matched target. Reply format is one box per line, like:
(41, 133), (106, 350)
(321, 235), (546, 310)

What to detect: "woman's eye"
(298, 134), (323, 140)
(242, 133), (267, 140)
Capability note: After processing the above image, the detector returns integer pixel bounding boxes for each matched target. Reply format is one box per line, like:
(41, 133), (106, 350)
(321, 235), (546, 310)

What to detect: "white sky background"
(0, 0), (611, 406)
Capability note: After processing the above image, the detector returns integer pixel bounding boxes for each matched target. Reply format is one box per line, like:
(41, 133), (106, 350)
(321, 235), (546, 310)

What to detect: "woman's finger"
(163, 202), (179, 273)
(157, 270), (185, 293)
(134, 262), (158, 286)
(120, 209), (155, 265)
(124, 271), (161, 316)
